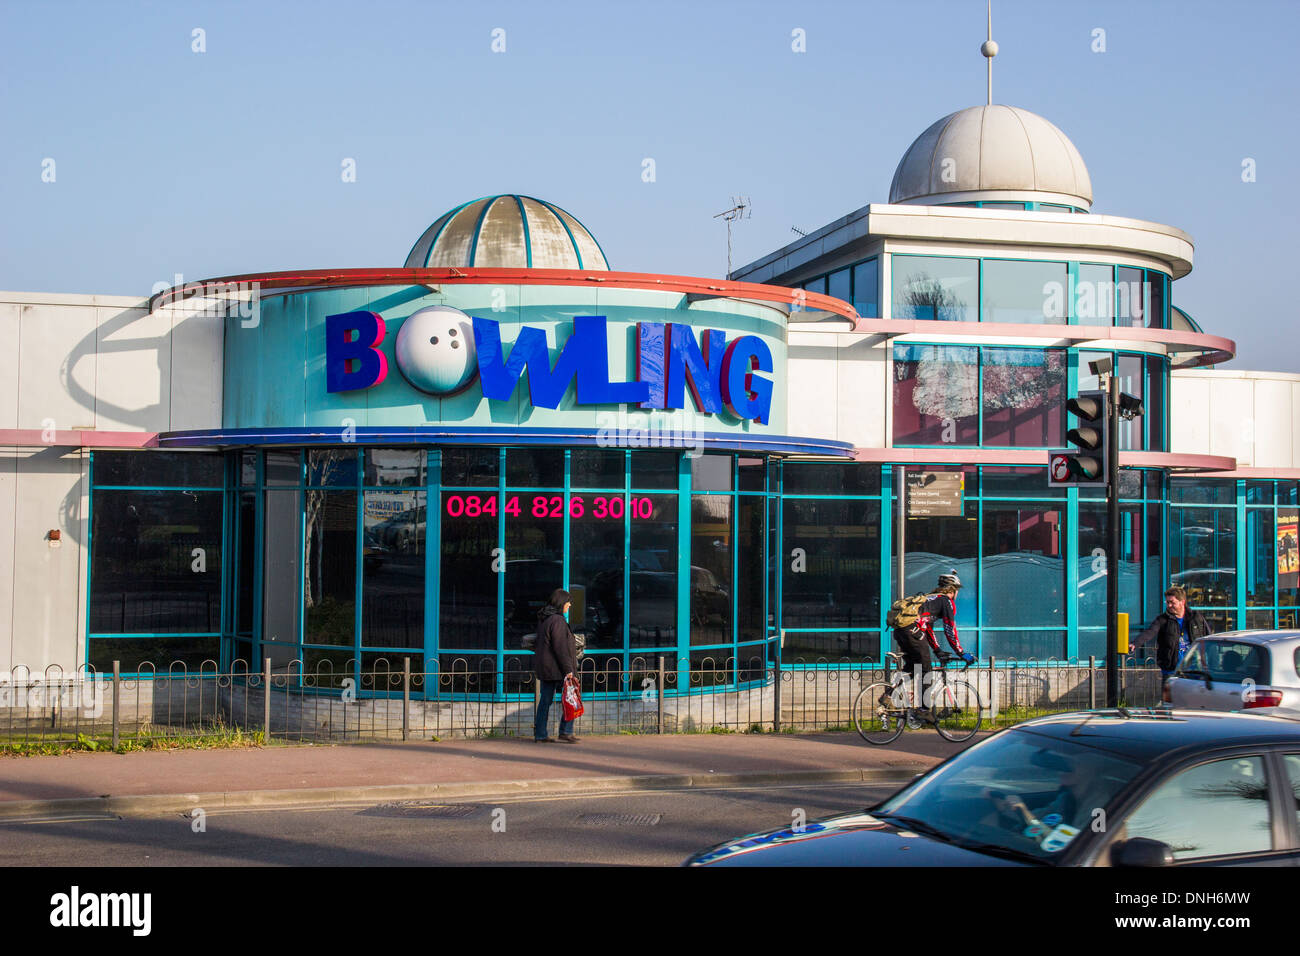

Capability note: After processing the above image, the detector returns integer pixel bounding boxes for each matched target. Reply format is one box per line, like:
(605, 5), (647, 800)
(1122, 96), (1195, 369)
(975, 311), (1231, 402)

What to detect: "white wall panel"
(0, 452), (16, 671)
(10, 450), (83, 671)
(17, 303), (98, 431)
(93, 305), (169, 432)
(169, 305), (224, 430)
(0, 304), (19, 430)
(1170, 375), (1211, 455)
(1252, 380), (1293, 468)
(1208, 378), (1254, 465)
(787, 333), (839, 443)
(837, 335), (887, 448)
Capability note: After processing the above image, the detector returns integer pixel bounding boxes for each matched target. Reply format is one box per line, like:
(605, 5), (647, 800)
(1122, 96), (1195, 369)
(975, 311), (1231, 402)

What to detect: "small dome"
(404, 195), (610, 270)
(889, 105), (1093, 209)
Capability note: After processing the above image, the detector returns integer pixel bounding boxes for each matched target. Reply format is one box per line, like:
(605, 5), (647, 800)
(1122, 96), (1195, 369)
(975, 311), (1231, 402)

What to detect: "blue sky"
(2, 0), (1296, 370)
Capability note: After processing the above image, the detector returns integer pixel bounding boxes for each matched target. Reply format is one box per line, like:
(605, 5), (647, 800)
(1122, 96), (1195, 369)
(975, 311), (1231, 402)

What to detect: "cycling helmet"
(936, 570), (962, 590)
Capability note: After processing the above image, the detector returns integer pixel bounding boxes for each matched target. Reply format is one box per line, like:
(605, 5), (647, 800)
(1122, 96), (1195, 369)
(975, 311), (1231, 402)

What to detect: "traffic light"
(1048, 389), (1108, 487)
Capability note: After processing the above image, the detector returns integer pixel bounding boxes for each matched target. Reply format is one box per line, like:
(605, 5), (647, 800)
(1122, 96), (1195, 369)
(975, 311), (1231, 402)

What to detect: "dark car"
(685, 710), (1300, 867)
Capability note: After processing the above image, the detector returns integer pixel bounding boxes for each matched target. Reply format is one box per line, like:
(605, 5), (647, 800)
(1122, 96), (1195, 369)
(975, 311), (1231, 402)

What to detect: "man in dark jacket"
(1138, 585), (1212, 681)
(533, 588), (579, 743)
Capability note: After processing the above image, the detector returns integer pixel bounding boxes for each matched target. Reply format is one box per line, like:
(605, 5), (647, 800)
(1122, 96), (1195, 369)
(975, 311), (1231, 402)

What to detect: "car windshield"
(1177, 640), (1271, 684)
(873, 729), (1143, 862)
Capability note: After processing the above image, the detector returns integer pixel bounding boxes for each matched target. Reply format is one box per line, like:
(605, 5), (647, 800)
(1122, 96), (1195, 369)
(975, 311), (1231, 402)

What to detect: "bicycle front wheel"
(854, 682), (906, 745)
(932, 678), (982, 742)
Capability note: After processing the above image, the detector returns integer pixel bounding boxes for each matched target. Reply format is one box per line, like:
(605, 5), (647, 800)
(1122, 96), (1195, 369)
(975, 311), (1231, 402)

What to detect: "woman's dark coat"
(534, 606), (578, 681)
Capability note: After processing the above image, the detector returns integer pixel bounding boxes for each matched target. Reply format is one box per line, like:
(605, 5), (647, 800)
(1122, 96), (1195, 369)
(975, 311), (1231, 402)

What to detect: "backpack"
(886, 593), (930, 630)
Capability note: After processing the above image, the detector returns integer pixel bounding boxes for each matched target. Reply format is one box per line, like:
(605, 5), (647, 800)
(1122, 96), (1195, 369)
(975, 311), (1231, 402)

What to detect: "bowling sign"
(325, 306), (774, 424)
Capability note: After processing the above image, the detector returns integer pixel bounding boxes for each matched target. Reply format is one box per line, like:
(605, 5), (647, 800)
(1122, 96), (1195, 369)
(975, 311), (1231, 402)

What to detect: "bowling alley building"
(2, 102), (1299, 694)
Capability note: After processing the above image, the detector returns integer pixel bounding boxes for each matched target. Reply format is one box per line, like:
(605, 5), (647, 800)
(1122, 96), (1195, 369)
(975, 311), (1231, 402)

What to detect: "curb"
(0, 766), (925, 821)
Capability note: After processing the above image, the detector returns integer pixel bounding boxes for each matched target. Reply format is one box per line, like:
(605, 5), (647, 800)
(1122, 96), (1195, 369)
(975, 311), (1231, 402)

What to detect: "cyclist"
(892, 570), (975, 711)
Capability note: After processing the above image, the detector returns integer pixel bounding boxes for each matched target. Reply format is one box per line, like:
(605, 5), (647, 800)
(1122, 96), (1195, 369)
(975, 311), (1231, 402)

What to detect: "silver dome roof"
(404, 195), (610, 270)
(889, 105), (1093, 209)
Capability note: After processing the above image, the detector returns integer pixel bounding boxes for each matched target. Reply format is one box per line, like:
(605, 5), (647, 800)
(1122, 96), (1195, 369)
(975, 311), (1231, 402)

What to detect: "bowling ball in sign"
(394, 305), (478, 395)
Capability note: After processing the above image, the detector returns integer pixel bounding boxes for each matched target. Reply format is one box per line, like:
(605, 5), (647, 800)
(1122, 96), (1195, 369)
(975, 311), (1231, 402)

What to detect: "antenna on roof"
(791, 226), (808, 238)
(981, 0), (998, 105)
(713, 196), (751, 278)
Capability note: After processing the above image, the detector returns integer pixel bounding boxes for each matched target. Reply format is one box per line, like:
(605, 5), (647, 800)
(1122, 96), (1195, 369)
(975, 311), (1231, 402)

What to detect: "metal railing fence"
(1, 654), (1163, 747)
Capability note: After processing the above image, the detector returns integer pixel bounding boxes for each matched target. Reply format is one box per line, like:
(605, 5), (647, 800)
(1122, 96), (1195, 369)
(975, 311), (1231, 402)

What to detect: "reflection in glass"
(1246, 509), (1275, 608)
(504, 503), (564, 650)
(892, 256), (978, 322)
(442, 448), (499, 486)
(304, 491), (357, 646)
(94, 451), (224, 488)
(853, 258), (880, 319)
(262, 489), (301, 659)
(1078, 504), (1143, 630)
(630, 495), (677, 648)
(506, 449), (564, 488)
(365, 449), (426, 486)
(982, 506), (1064, 630)
(691, 454), (732, 492)
(440, 492), (498, 649)
(981, 259), (1067, 324)
(783, 462), (881, 495)
(691, 495), (732, 645)
(892, 345), (979, 445)
(362, 490), (425, 648)
(572, 449), (625, 488)
(782, 499), (881, 632)
(571, 498), (625, 651)
(737, 496), (765, 644)
(1169, 507), (1236, 607)
(307, 449), (357, 487)
(1075, 264), (1115, 327)
(631, 451), (678, 489)
(237, 491), (255, 633)
(981, 349), (1065, 446)
(1116, 266), (1146, 328)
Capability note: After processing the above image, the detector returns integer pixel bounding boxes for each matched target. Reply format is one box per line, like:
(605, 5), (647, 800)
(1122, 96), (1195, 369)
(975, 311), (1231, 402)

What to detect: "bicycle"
(853, 651), (983, 745)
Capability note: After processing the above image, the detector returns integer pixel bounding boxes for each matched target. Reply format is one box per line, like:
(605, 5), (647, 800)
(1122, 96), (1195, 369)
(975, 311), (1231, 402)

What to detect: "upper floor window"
(893, 256), (978, 322)
(982, 259), (1067, 325)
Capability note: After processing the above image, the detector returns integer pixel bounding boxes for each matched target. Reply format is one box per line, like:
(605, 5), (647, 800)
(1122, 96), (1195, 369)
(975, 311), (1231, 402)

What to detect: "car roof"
(1011, 709), (1300, 762)
(1195, 629), (1300, 646)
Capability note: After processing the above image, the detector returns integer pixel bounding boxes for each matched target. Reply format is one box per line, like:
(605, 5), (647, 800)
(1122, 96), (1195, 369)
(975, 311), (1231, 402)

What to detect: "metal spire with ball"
(982, 1), (997, 105)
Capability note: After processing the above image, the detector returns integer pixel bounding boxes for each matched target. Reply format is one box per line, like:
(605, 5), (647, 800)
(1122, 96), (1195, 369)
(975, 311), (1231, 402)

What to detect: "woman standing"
(533, 588), (580, 743)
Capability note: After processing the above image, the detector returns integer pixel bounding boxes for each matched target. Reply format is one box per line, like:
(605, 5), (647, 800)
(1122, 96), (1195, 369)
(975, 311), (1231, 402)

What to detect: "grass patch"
(0, 723), (265, 756)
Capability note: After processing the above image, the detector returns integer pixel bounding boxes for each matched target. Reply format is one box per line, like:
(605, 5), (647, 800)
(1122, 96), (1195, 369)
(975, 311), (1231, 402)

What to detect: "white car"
(1166, 629), (1300, 716)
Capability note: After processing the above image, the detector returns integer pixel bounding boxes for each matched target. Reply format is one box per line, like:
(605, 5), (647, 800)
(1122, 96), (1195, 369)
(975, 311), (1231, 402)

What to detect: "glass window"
(307, 449), (358, 487)
(980, 467), (1060, 499)
(1170, 478), (1235, 505)
(981, 348), (1065, 447)
(365, 449), (426, 487)
(781, 499), (881, 632)
(1246, 481), (1274, 505)
(88, 636), (220, 673)
(1116, 266), (1146, 328)
(568, 492), (625, 651)
(571, 448), (624, 488)
(236, 491), (255, 633)
(505, 449), (564, 488)
(439, 490), (499, 649)
(505, 493), (566, 649)
(264, 451), (300, 486)
(691, 453), (733, 492)
(1075, 264), (1114, 327)
(691, 495), (732, 646)
(1121, 757), (1272, 861)
(441, 448), (498, 487)
(1149, 272), (1167, 329)
(1180, 640), (1271, 684)
(362, 490), (425, 648)
(239, 451), (257, 487)
(1169, 507), (1236, 607)
(1145, 356), (1166, 452)
(977, 202), (1027, 210)
(804, 275), (827, 295)
(892, 345), (979, 445)
(1284, 756), (1300, 829)
(1247, 509), (1275, 607)
(303, 490), (356, 646)
(981, 259), (1067, 324)
(737, 457), (765, 492)
(894, 469), (977, 631)
(1079, 504), (1144, 630)
(89, 490), (223, 633)
(737, 496), (766, 645)
(262, 488), (301, 656)
(852, 258), (880, 318)
(827, 268), (851, 304)
(93, 451), (224, 488)
(892, 256), (978, 322)
(982, 505), (1064, 628)
(783, 462), (881, 496)
(629, 495), (678, 648)
(631, 451), (678, 489)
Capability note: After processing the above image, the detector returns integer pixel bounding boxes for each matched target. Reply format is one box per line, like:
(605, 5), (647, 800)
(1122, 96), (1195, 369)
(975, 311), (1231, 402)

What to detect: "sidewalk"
(0, 732), (977, 820)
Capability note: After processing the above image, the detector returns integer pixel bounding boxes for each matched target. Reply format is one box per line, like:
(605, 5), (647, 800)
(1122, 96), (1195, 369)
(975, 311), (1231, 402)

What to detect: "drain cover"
(360, 802), (482, 819)
(578, 812), (662, 827)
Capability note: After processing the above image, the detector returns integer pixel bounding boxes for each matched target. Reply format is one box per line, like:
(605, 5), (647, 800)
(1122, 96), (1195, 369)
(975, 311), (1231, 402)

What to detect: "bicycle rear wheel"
(854, 682), (906, 745)
(932, 678), (982, 742)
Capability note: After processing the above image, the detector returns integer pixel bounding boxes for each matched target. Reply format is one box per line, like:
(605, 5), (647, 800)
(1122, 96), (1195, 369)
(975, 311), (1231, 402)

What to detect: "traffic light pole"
(1106, 372), (1121, 707)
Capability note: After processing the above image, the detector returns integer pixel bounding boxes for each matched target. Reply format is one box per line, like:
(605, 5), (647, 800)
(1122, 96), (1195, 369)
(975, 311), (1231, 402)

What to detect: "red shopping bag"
(562, 674), (584, 720)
